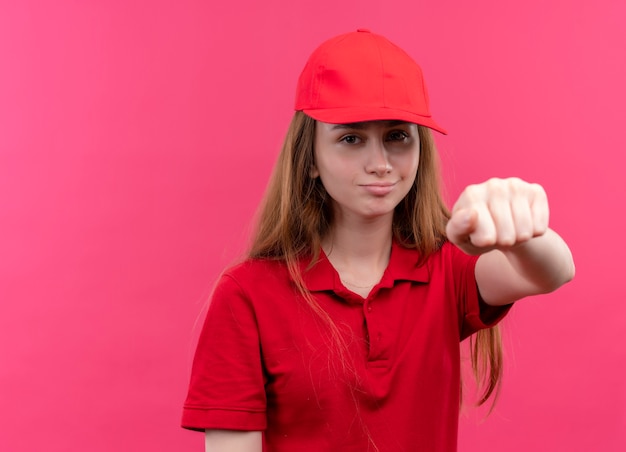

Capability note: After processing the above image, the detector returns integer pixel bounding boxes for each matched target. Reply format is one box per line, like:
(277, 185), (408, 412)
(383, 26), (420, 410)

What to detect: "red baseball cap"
(295, 29), (446, 134)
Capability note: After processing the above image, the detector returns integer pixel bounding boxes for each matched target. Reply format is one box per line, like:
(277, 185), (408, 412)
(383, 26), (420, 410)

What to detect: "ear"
(310, 164), (319, 178)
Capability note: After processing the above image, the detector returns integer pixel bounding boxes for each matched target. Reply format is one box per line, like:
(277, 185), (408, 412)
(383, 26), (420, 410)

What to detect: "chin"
(360, 207), (397, 220)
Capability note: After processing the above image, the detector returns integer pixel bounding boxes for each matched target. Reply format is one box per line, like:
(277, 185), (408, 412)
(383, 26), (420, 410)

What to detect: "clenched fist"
(446, 178), (549, 256)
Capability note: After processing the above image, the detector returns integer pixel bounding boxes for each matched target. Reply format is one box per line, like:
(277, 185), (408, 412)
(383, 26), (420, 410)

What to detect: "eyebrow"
(330, 120), (410, 130)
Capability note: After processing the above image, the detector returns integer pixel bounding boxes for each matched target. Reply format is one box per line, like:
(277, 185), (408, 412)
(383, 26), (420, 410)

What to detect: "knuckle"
(486, 178), (508, 196)
(508, 177), (525, 194)
(464, 183), (481, 197)
(531, 183), (548, 200)
(499, 238), (516, 248)
(471, 233), (495, 248)
(516, 226), (533, 241)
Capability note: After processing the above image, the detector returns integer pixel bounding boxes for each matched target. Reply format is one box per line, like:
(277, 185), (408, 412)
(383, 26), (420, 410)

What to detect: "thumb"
(446, 208), (478, 246)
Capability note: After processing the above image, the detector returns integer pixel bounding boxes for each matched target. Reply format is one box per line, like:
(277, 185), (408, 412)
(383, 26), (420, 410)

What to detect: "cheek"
(413, 153), (420, 174)
(315, 164), (358, 203)
(393, 152), (420, 179)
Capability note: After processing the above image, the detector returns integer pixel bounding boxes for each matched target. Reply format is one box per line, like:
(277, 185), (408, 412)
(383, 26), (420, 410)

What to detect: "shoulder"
(222, 257), (291, 286)
(212, 257), (296, 303)
(420, 241), (479, 283)
(224, 257), (287, 278)
(406, 241), (478, 271)
(438, 241), (475, 259)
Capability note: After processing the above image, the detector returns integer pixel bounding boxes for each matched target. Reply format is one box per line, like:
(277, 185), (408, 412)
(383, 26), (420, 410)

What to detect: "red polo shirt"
(182, 241), (510, 451)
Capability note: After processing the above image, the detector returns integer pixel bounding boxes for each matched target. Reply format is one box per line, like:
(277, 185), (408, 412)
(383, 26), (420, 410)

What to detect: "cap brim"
(301, 107), (447, 135)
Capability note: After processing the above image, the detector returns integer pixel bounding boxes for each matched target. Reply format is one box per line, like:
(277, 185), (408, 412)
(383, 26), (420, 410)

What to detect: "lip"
(359, 181), (397, 196)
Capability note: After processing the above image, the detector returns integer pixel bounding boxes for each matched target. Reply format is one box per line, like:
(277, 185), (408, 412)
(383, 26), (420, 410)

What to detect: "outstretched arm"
(446, 177), (575, 306)
(205, 430), (262, 452)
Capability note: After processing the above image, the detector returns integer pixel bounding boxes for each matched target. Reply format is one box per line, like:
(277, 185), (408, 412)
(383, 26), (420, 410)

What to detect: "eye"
(339, 134), (361, 145)
(387, 130), (410, 142)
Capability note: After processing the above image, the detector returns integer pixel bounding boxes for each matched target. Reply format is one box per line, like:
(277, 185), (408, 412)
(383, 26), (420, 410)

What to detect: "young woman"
(182, 29), (575, 452)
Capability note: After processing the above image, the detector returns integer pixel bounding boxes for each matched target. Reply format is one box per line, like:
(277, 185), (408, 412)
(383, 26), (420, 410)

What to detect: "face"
(312, 120), (420, 222)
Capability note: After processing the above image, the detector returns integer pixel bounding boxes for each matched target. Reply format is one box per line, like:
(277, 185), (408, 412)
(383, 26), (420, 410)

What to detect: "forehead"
(324, 120), (417, 131)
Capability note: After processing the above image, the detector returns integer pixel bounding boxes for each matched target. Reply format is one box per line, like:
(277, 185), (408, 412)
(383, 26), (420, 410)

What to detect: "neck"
(322, 212), (393, 288)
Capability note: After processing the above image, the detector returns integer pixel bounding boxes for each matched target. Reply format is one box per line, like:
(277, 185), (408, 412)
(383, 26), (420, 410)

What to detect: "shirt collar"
(301, 240), (431, 292)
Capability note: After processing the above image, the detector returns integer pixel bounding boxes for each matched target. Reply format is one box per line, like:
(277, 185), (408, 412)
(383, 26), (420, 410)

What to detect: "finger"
(487, 194), (517, 247)
(468, 203), (497, 248)
(446, 208), (478, 245)
(510, 192), (534, 242)
(530, 184), (550, 236)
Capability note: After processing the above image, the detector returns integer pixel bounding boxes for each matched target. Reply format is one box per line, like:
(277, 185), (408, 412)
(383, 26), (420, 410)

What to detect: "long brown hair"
(249, 111), (502, 406)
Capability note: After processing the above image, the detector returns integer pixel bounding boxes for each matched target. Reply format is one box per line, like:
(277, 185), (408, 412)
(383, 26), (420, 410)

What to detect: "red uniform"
(182, 241), (511, 451)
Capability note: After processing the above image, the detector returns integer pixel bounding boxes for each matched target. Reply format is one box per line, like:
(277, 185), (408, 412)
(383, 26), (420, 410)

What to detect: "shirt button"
(367, 305), (372, 312)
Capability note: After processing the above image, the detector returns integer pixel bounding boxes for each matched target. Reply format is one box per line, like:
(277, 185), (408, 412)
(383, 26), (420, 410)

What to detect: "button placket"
(364, 300), (380, 360)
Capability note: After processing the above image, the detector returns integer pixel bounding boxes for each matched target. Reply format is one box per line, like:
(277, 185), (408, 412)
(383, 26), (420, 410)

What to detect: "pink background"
(1, 1), (624, 451)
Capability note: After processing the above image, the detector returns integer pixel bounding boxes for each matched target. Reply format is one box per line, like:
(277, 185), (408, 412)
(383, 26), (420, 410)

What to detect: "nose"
(365, 140), (392, 176)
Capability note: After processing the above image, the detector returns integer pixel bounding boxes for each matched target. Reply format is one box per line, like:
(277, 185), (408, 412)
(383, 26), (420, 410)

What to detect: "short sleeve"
(449, 245), (512, 340)
(181, 272), (267, 431)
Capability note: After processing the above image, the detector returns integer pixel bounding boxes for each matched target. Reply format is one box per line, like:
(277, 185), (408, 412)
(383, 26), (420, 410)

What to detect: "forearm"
(501, 228), (575, 292)
(476, 228), (575, 306)
(205, 430), (262, 452)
